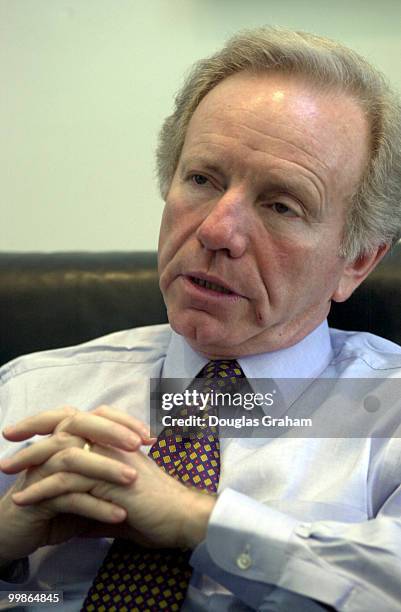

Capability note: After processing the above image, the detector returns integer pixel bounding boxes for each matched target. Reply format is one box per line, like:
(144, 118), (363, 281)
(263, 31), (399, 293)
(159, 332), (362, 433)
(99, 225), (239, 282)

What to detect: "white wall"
(2, 0), (401, 252)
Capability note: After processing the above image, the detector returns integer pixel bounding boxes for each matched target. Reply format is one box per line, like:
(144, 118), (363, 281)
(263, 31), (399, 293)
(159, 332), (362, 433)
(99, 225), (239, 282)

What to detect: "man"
(1, 26), (401, 611)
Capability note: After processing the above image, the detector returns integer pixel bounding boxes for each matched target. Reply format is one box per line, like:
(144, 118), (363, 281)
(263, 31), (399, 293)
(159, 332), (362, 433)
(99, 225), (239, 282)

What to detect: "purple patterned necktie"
(82, 360), (245, 612)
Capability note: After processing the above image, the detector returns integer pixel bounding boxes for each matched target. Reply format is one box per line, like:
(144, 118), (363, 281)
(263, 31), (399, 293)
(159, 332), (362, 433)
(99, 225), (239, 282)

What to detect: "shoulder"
(0, 324), (172, 385)
(0, 324), (173, 442)
(329, 328), (401, 374)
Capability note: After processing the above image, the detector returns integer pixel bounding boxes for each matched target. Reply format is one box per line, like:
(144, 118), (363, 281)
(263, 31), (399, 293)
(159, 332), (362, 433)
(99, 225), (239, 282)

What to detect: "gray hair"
(156, 27), (401, 261)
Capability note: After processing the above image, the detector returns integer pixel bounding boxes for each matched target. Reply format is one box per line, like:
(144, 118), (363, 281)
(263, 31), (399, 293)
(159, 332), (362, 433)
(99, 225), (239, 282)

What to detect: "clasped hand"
(0, 406), (215, 566)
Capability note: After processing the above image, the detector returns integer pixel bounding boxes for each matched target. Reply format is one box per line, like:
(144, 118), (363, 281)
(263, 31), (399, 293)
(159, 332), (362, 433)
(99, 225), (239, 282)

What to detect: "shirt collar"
(162, 321), (333, 416)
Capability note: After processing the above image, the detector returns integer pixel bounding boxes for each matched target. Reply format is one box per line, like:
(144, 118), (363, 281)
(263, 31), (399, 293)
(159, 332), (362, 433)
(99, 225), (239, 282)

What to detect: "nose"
(196, 190), (249, 258)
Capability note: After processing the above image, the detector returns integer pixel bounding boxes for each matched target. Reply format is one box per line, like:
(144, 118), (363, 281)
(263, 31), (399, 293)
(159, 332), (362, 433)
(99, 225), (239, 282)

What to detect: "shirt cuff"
(190, 488), (361, 610)
(191, 487), (299, 608)
(208, 488), (298, 579)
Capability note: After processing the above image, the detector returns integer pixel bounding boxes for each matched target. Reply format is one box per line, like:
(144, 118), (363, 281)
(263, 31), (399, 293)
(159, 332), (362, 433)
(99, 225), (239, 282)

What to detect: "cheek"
(158, 202), (200, 282)
(158, 203), (175, 245)
(285, 246), (344, 302)
(157, 210), (171, 272)
(160, 195), (203, 252)
(258, 234), (309, 282)
(258, 234), (341, 294)
(158, 201), (183, 263)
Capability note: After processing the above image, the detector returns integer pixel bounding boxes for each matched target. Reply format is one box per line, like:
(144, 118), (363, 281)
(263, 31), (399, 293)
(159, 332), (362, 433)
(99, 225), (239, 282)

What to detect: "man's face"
(158, 71), (370, 358)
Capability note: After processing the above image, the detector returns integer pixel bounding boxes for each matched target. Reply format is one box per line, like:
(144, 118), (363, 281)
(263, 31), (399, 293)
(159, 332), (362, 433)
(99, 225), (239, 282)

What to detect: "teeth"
(192, 277), (232, 294)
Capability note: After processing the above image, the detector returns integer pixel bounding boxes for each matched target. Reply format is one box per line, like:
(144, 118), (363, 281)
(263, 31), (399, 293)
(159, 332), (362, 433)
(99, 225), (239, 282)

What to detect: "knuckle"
(92, 481), (109, 498)
(55, 471), (71, 489)
(54, 431), (72, 446)
(71, 411), (86, 427)
(92, 404), (109, 416)
(59, 405), (79, 417)
(55, 409), (85, 433)
(57, 446), (80, 467)
(63, 493), (80, 512)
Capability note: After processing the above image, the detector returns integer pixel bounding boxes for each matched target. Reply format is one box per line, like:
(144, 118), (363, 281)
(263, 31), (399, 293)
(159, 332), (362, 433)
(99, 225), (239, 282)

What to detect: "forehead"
(181, 71), (369, 197)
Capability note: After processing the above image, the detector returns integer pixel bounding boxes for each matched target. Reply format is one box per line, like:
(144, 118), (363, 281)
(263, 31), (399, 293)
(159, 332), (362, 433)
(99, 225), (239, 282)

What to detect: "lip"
(182, 273), (244, 301)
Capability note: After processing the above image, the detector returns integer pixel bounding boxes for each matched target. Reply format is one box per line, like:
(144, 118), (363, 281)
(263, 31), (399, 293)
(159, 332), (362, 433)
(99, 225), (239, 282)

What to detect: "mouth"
(188, 275), (235, 295)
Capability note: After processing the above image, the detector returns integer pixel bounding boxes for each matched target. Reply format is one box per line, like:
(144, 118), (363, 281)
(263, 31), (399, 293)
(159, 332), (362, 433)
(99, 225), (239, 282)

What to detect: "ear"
(332, 243), (390, 303)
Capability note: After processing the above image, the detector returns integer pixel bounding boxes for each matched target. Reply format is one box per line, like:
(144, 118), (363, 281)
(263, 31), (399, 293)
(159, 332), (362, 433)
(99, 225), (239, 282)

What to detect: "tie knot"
(197, 359), (245, 385)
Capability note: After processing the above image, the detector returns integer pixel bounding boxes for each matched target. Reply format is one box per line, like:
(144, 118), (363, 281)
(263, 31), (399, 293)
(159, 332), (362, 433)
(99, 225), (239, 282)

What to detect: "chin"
(168, 309), (231, 349)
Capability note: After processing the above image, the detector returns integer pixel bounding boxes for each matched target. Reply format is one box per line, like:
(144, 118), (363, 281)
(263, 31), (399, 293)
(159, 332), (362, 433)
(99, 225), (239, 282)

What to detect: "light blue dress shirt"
(1, 321), (401, 611)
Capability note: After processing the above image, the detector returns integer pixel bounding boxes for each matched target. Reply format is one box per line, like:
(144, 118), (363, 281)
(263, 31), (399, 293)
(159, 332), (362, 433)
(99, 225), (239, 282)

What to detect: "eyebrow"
(264, 175), (322, 205)
(179, 156), (224, 177)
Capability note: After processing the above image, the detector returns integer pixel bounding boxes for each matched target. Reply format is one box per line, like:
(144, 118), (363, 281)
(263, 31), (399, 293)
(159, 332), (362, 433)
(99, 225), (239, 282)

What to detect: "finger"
(0, 432), (82, 473)
(47, 493), (127, 523)
(2, 406), (78, 441)
(2, 441), (137, 485)
(2, 405), (156, 449)
(56, 412), (143, 451)
(91, 405), (156, 443)
(51, 447), (137, 484)
(3, 408), (142, 452)
(12, 472), (98, 504)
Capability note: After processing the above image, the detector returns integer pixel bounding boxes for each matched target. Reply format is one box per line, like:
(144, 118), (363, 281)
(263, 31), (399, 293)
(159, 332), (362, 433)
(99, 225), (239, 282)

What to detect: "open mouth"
(189, 276), (234, 295)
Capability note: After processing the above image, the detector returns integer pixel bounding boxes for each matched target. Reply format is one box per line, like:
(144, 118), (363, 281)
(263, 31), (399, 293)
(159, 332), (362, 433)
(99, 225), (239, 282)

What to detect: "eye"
(191, 174), (209, 186)
(271, 202), (299, 217)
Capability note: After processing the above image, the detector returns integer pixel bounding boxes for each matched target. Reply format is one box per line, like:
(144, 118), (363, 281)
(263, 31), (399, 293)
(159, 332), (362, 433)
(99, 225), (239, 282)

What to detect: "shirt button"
(236, 552), (252, 570)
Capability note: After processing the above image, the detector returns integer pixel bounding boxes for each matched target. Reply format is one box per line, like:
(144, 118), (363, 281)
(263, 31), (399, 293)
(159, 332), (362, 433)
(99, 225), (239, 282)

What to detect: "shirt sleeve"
(190, 487), (401, 611)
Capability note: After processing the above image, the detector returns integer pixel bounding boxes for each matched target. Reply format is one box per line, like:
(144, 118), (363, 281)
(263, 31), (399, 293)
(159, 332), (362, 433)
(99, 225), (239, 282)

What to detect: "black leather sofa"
(0, 248), (400, 367)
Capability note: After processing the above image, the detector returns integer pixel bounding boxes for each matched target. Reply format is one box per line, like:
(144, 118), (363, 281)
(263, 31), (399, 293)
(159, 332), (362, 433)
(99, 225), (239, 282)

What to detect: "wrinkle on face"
(191, 73), (368, 200)
(180, 135), (326, 220)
